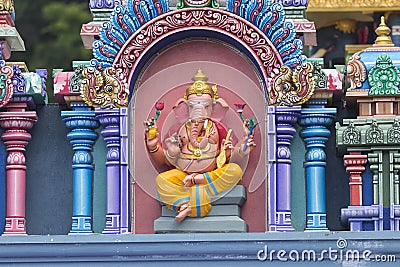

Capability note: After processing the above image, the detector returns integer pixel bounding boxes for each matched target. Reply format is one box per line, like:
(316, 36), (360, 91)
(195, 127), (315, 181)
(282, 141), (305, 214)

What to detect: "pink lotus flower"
(234, 103), (246, 112)
(155, 102), (164, 111)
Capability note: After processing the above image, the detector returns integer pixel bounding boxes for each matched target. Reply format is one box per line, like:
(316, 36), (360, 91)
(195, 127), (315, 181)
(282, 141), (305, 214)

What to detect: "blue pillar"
(299, 100), (336, 231)
(62, 102), (99, 234)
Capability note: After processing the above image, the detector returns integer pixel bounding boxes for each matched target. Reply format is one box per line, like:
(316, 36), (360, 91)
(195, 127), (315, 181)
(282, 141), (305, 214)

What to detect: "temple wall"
(0, 104), (107, 235)
(0, 102), (356, 235)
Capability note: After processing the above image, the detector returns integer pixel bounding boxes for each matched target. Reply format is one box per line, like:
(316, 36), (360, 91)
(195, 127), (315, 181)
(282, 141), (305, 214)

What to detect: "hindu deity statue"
(145, 69), (255, 222)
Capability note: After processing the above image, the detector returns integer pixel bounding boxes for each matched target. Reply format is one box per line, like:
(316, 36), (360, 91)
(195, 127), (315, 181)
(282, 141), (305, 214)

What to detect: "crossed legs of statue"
(156, 163), (242, 222)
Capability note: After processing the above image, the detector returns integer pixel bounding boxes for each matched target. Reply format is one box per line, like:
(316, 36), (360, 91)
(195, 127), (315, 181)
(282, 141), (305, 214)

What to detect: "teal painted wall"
(24, 105), (107, 235)
(93, 127), (107, 233)
(290, 124), (306, 231)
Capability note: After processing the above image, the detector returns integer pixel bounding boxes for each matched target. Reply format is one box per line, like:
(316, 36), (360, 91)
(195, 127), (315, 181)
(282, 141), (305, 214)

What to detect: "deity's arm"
(145, 134), (167, 166)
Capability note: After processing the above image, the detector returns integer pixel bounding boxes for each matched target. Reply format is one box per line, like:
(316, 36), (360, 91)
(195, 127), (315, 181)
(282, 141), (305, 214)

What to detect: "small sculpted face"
(187, 94), (213, 120)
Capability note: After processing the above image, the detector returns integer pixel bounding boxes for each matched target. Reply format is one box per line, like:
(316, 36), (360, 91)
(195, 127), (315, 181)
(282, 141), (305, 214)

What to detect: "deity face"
(187, 94), (213, 120)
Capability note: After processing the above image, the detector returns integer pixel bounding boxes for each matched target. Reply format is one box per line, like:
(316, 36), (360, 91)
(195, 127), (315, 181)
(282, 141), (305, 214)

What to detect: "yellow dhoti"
(156, 163), (242, 217)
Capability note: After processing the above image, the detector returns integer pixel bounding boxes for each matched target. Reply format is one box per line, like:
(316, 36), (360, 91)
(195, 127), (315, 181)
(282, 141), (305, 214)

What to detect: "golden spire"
(192, 69), (208, 82)
(375, 16), (393, 45)
(184, 69), (219, 101)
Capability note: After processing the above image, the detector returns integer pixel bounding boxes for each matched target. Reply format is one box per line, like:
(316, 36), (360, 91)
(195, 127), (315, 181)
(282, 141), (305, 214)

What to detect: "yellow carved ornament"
(309, 0), (400, 9)
(184, 69), (219, 102)
(0, 0), (13, 12)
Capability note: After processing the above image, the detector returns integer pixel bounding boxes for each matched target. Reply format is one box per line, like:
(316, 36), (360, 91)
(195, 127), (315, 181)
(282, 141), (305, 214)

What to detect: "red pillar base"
(2, 217), (27, 236)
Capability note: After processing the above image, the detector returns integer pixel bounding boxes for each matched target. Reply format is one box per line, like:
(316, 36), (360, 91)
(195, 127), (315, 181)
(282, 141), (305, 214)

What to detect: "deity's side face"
(187, 94), (213, 120)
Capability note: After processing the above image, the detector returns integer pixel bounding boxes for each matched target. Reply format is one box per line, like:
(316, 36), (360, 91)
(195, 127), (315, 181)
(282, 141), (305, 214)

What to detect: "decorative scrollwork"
(347, 52), (367, 90)
(69, 65), (86, 93)
(227, 0), (306, 69)
(0, 0), (13, 12)
(311, 61), (327, 89)
(366, 120), (384, 144)
(368, 53), (400, 96)
(177, 0), (219, 9)
(275, 0), (308, 6)
(91, 0), (169, 70)
(89, 0), (120, 9)
(81, 67), (129, 108)
(0, 64), (13, 108)
(110, 9), (286, 98)
(268, 61), (315, 106)
(388, 119), (400, 143)
(342, 121), (361, 145)
(11, 65), (26, 94)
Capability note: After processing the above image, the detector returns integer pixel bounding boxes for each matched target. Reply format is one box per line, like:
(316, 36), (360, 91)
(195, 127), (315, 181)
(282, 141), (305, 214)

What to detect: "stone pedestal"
(154, 185), (247, 233)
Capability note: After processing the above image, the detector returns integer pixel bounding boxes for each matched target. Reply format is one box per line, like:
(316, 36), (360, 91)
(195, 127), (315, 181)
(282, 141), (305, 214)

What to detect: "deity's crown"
(183, 69), (219, 101)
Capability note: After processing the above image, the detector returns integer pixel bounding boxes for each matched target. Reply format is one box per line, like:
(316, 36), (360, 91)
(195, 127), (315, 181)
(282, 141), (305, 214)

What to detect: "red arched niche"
(132, 39), (266, 233)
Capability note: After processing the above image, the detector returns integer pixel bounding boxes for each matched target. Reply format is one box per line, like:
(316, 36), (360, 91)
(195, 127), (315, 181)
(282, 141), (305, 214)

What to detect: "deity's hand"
(238, 134), (256, 156)
(183, 173), (205, 187)
(165, 133), (181, 157)
(144, 120), (159, 150)
(222, 137), (233, 151)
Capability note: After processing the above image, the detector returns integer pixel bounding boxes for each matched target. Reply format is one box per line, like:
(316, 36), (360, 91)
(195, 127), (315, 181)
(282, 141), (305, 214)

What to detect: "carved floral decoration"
(342, 121), (361, 145)
(0, 0), (13, 12)
(347, 53), (367, 90)
(311, 61), (327, 89)
(69, 65), (86, 93)
(366, 120), (384, 144)
(91, 0), (310, 106)
(80, 67), (128, 108)
(89, 0), (121, 9)
(0, 64), (14, 108)
(368, 53), (400, 96)
(269, 61), (315, 106)
(177, 0), (219, 9)
(388, 119), (400, 143)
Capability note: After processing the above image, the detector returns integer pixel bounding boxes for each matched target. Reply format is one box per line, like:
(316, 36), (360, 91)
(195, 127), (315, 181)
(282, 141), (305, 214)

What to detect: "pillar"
(62, 102), (99, 234)
(299, 101), (336, 231)
(343, 152), (368, 206)
(0, 103), (37, 236)
(273, 106), (300, 231)
(95, 108), (121, 234)
(119, 108), (129, 233)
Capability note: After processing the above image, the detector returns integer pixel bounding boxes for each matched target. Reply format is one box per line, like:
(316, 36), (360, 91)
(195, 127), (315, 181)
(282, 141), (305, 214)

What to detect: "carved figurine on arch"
(144, 69), (256, 222)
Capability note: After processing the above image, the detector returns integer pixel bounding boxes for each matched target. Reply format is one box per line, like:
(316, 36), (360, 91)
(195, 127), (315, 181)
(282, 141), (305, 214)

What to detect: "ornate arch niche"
(132, 38), (267, 233)
(82, 2), (315, 233)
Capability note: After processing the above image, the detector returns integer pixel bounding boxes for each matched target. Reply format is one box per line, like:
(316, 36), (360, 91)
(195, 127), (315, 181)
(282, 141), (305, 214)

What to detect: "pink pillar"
(343, 152), (368, 206)
(0, 103), (37, 236)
